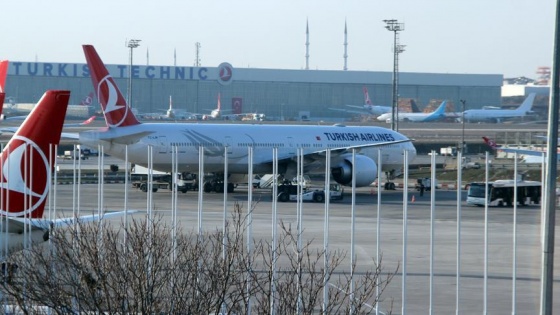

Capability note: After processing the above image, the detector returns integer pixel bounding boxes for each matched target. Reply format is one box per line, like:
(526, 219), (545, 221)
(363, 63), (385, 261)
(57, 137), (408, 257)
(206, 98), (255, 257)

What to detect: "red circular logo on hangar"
(217, 62), (233, 85)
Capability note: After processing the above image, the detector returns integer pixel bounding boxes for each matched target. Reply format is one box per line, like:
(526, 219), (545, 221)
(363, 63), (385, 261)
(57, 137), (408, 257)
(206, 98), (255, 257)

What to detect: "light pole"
(126, 39), (141, 108)
(460, 100), (466, 154)
(383, 19), (405, 131)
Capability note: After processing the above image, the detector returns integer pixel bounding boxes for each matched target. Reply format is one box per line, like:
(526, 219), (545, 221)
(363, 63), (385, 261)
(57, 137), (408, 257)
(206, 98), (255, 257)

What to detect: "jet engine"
(331, 154), (378, 187)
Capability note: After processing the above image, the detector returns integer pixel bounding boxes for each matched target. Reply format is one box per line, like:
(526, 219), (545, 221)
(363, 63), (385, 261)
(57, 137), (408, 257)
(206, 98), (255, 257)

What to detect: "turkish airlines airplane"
(483, 136), (554, 163)
(80, 45), (417, 192)
(0, 90), (127, 255)
(463, 93), (536, 123)
(377, 100), (448, 123)
(330, 87), (392, 117)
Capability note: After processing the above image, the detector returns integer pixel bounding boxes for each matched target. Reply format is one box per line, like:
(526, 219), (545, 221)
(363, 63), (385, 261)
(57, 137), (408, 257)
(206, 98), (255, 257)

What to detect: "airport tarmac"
(49, 180), (559, 314)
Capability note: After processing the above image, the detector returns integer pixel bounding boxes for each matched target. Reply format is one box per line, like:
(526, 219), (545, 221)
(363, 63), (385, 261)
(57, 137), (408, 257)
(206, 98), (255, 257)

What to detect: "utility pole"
(383, 19), (405, 131)
(126, 39), (141, 108)
(460, 100), (467, 154)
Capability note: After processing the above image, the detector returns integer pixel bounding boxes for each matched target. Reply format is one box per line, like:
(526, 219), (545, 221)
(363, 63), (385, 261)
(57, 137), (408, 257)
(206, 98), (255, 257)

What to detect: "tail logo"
(217, 62), (233, 86)
(98, 74), (128, 127)
(0, 136), (50, 217)
(483, 137), (498, 149)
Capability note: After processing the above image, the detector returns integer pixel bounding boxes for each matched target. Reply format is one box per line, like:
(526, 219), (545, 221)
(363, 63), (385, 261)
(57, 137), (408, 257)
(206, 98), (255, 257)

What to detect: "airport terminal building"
(5, 60), (503, 120)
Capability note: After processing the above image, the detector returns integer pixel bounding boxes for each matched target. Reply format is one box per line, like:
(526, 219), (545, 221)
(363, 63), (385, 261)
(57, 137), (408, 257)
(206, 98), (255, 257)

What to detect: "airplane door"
(286, 136), (296, 156)
(157, 135), (168, 154)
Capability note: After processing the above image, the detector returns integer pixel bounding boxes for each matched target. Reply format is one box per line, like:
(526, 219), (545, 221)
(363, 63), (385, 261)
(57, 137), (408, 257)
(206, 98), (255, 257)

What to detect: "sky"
(2, 0), (556, 78)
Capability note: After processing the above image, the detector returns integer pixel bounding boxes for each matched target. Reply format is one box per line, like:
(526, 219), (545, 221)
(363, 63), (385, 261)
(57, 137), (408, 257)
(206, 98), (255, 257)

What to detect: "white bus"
(466, 180), (541, 207)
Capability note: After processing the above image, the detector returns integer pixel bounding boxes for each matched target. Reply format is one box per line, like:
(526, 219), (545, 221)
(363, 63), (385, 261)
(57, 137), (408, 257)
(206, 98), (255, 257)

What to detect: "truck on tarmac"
(277, 183), (344, 202)
(63, 149), (88, 160)
(131, 165), (197, 193)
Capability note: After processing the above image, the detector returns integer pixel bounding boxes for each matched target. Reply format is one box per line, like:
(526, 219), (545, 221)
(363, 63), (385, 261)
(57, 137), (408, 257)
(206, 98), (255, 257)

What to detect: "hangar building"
(4, 60), (502, 120)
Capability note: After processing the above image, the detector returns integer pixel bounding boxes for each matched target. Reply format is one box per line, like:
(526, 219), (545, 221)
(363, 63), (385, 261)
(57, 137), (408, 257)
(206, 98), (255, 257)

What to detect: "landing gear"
(384, 170), (397, 190)
(384, 182), (396, 190)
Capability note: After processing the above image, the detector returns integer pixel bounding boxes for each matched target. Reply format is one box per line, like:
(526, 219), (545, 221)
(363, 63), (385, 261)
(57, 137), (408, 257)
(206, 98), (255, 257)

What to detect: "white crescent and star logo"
(84, 95), (93, 105)
(98, 74), (128, 127)
(217, 62), (233, 86)
(0, 135), (50, 217)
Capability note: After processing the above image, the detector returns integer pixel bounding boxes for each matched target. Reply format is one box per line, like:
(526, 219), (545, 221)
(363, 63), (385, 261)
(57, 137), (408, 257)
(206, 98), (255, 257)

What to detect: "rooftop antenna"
(305, 19), (310, 70)
(174, 48), (177, 67)
(146, 47), (150, 66)
(343, 20), (348, 71)
(194, 42), (201, 67)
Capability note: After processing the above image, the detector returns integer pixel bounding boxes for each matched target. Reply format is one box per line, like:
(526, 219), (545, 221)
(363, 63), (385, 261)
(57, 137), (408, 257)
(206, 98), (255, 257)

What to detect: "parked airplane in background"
(330, 87), (392, 117)
(80, 44), (417, 192)
(0, 90), (126, 255)
(139, 95), (194, 120)
(463, 93), (536, 123)
(483, 136), (552, 163)
(377, 100), (448, 123)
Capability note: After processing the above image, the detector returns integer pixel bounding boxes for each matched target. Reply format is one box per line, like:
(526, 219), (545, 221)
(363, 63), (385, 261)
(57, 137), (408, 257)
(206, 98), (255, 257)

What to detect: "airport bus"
(466, 180), (541, 207)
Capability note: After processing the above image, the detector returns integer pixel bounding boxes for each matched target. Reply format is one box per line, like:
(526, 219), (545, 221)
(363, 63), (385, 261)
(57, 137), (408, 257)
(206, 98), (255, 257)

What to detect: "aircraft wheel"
(203, 182), (213, 193)
(227, 183), (235, 193)
(214, 183), (224, 193)
(278, 193), (289, 202)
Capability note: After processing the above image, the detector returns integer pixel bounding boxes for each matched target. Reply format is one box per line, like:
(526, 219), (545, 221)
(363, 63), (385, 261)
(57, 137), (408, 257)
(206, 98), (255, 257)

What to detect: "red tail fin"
(363, 87), (372, 105)
(0, 60), (8, 93)
(482, 136), (500, 149)
(82, 45), (140, 128)
(0, 90), (70, 219)
(0, 60), (9, 118)
(217, 93), (221, 110)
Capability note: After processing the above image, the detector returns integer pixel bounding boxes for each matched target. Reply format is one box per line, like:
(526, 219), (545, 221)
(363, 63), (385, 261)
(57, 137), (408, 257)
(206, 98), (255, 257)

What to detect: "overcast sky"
(2, 0), (556, 78)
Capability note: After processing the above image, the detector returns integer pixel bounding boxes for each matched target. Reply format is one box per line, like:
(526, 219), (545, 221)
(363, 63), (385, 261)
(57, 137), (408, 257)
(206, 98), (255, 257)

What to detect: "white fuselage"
(462, 109), (526, 122)
(377, 111), (440, 123)
(79, 124), (416, 177)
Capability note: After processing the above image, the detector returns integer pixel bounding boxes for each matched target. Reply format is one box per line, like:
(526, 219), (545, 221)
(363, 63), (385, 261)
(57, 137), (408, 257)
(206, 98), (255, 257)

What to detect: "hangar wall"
(5, 61), (502, 120)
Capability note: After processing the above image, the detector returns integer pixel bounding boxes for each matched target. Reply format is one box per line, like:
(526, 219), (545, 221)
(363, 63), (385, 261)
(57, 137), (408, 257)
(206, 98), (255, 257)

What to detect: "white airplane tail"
(516, 93), (536, 113)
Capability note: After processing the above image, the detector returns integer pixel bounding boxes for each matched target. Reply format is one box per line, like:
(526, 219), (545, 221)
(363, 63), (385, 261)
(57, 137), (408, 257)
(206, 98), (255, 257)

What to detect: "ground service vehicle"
(277, 183), (344, 202)
(132, 173), (196, 193)
(62, 149), (88, 160)
(466, 180), (541, 207)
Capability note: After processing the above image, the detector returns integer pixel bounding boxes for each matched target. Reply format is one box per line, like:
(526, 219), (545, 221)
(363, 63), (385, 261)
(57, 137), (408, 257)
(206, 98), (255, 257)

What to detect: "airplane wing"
(62, 115), (97, 127)
(329, 107), (370, 115)
(0, 115), (98, 137)
(49, 210), (139, 228)
(7, 211), (139, 232)
(259, 138), (413, 165)
(482, 136), (546, 157)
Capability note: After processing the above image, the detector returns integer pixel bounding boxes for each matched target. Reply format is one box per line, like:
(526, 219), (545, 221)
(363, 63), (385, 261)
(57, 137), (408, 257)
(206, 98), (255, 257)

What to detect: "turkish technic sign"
(8, 62), (234, 82)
